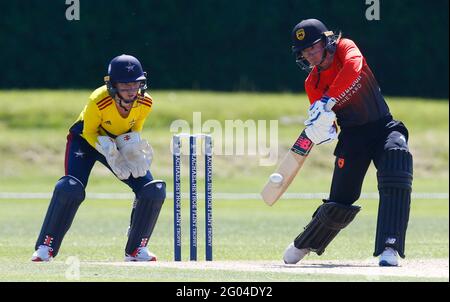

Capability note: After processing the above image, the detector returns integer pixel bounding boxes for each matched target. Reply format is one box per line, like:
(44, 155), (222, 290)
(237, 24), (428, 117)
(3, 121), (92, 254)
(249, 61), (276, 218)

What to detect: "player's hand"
(95, 136), (131, 180)
(116, 132), (153, 178)
(305, 123), (338, 145)
(305, 97), (336, 127)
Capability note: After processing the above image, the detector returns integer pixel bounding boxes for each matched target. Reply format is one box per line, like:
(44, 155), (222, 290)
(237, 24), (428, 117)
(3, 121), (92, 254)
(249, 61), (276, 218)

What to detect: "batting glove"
(305, 123), (338, 145)
(304, 97), (336, 128)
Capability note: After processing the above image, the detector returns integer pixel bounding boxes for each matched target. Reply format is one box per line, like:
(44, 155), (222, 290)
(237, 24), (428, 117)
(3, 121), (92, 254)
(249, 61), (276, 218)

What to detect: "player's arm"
(305, 80), (323, 105)
(82, 101), (102, 148)
(326, 39), (364, 102)
(303, 78), (338, 145)
(132, 94), (153, 132)
(117, 98), (154, 178)
(81, 100), (131, 179)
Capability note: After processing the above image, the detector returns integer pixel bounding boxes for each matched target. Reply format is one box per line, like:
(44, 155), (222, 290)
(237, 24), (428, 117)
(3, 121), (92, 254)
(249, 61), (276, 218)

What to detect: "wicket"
(173, 134), (213, 261)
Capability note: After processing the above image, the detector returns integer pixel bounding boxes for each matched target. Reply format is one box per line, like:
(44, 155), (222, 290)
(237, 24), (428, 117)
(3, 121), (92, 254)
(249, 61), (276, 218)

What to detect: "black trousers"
(329, 115), (410, 204)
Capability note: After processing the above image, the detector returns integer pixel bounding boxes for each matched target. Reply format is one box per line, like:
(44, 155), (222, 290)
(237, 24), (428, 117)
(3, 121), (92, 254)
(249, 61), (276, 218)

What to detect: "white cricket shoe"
(31, 245), (53, 262)
(125, 247), (157, 262)
(283, 242), (310, 264)
(379, 247), (399, 267)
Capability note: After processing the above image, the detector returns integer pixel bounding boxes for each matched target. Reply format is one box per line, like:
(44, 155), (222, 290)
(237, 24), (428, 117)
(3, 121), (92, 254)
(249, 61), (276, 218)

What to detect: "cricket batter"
(283, 19), (413, 266)
(32, 54), (166, 262)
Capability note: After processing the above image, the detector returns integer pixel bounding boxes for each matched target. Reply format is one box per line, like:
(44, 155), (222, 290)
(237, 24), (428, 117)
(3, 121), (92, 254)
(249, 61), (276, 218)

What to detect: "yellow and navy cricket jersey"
(70, 85), (153, 148)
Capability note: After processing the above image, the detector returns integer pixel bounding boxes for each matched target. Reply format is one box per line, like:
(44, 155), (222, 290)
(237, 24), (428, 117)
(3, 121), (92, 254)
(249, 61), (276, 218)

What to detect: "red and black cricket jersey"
(305, 38), (390, 128)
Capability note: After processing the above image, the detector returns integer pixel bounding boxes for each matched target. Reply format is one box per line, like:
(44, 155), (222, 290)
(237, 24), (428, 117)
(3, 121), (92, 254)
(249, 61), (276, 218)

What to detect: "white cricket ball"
(269, 173), (283, 184)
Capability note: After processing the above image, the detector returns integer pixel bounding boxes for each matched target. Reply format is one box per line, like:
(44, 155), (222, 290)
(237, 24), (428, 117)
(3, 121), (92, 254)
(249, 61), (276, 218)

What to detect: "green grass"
(0, 90), (447, 132)
(0, 90), (448, 193)
(0, 90), (448, 281)
(0, 198), (448, 281)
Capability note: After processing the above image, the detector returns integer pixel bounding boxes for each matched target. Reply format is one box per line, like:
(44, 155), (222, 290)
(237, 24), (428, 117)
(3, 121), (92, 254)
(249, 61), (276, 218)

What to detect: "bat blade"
(261, 129), (314, 206)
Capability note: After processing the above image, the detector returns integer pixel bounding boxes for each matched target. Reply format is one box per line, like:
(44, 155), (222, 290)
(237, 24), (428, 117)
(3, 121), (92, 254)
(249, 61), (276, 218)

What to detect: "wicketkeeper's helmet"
(291, 19), (339, 71)
(104, 54), (148, 99)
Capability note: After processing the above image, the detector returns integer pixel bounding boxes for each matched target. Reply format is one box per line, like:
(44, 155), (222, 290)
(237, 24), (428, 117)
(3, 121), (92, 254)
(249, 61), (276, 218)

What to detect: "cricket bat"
(260, 129), (314, 205)
(261, 98), (336, 206)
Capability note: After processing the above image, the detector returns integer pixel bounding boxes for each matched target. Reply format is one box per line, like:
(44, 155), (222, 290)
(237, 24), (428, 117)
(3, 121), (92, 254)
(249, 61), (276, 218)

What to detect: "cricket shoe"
(283, 242), (310, 264)
(379, 247), (399, 267)
(125, 247), (157, 262)
(31, 245), (54, 262)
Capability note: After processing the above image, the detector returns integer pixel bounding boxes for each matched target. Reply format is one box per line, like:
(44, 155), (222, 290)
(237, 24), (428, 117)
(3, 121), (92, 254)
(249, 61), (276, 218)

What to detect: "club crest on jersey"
(129, 119), (136, 127)
(296, 28), (305, 40)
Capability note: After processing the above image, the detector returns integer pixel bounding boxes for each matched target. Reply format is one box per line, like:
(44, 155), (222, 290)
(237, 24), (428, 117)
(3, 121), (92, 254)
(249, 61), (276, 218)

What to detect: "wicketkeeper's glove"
(95, 136), (131, 180)
(116, 132), (153, 178)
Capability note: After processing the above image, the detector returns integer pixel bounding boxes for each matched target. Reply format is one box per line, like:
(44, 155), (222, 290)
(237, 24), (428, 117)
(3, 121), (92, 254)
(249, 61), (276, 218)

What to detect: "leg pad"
(374, 149), (413, 258)
(294, 201), (361, 255)
(35, 176), (85, 256)
(125, 180), (166, 254)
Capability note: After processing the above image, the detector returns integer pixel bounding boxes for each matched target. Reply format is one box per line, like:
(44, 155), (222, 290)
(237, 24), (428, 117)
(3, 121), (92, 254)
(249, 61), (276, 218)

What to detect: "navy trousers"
(64, 132), (153, 193)
(329, 115), (410, 204)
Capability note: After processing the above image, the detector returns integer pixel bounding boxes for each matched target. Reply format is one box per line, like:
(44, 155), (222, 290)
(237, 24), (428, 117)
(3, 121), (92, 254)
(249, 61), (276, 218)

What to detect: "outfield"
(0, 198), (448, 281)
(0, 91), (448, 281)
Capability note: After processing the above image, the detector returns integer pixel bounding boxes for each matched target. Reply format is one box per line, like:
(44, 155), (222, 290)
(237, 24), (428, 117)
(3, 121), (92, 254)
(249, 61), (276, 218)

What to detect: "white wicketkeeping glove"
(95, 136), (131, 180)
(116, 132), (153, 178)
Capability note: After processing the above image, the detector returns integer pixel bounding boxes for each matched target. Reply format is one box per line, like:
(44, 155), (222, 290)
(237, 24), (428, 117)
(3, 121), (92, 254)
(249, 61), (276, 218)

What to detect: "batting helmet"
(291, 19), (338, 71)
(104, 54), (148, 99)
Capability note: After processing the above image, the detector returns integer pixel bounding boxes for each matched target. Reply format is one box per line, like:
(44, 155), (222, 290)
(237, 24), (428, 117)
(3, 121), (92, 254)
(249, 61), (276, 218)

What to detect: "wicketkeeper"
(32, 54), (166, 262)
(283, 19), (413, 266)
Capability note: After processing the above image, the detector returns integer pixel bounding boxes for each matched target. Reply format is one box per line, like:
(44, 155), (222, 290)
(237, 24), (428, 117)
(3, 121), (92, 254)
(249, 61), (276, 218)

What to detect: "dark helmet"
(291, 19), (338, 71)
(104, 54), (148, 99)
